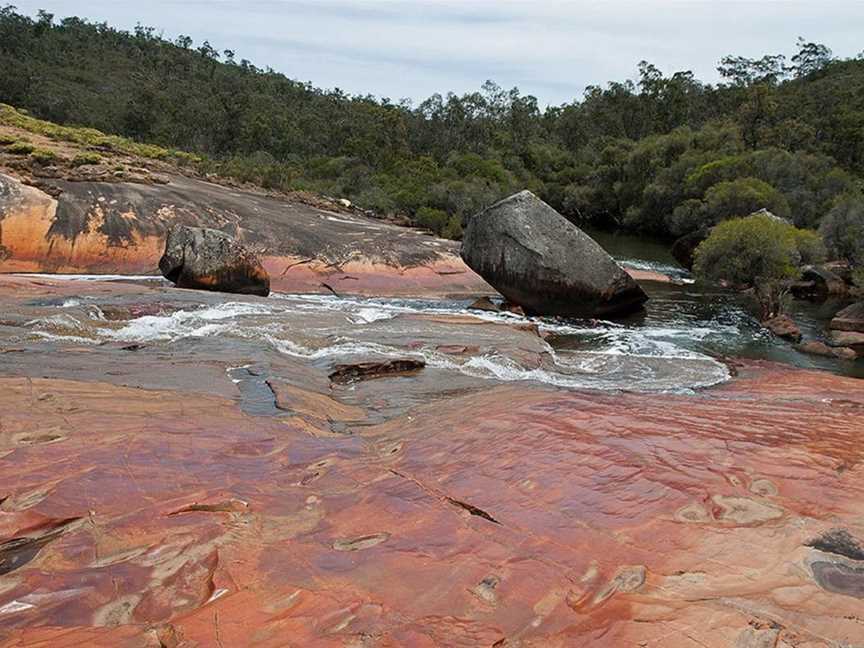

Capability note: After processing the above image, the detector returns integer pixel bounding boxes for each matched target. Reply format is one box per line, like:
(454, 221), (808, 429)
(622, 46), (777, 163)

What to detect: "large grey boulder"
(460, 191), (647, 318)
(159, 226), (270, 296)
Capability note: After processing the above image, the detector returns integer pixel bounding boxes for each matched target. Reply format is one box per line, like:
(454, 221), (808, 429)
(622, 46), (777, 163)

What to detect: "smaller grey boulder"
(159, 226), (270, 296)
(671, 227), (711, 271)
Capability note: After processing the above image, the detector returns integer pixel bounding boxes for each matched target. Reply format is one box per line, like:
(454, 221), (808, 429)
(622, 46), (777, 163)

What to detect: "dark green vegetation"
(694, 214), (825, 317)
(1, 6), (862, 264)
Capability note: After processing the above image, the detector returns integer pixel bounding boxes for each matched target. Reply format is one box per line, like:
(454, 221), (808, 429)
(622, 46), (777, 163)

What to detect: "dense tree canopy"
(1, 6), (862, 250)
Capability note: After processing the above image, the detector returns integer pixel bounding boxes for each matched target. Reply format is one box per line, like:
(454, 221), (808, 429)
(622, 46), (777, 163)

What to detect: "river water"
(13, 229), (862, 396)
(586, 226), (863, 379)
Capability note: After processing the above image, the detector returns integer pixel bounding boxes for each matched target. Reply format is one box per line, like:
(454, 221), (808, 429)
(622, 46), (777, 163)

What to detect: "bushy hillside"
(1, 6), (862, 255)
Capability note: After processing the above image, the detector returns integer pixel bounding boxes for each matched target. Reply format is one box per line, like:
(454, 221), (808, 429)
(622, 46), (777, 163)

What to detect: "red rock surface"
(1, 285), (863, 648)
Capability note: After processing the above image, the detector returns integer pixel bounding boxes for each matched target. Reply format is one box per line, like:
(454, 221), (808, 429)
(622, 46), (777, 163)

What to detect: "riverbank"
(1, 275), (863, 646)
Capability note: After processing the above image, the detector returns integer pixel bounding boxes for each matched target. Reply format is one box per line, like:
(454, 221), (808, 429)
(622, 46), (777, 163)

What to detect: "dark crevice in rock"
(445, 497), (501, 525)
(168, 499), (248, 516)
(807, 529), (864, 561)
(388, 469), (501, 526)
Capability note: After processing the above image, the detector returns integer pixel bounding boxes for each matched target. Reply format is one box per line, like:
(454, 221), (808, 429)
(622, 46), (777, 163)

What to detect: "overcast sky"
(12, 1), (864, 106)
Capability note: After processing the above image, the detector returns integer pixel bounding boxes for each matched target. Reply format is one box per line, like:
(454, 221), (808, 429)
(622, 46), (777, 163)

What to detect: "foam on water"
(20, 273), (166, 282)
(34, 282), (736, 393)
(104, 302), (276, 342)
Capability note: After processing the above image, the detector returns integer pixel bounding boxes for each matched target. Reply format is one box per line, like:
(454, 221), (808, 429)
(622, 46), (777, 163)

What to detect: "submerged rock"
(829, 329), (864, 351)
(796, 340), (857, 360)
(460, 191), (647, 318)
(467, 296), (500, 313)
(159, 226), (270, 296)
(762, 314), (802, 342)
(329, 359), (425, 384)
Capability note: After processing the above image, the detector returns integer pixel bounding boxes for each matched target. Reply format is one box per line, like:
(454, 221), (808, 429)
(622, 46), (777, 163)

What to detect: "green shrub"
(694, 212), (824, 316)
(702, 177), (791, 226)
(414, 206), (450, 235)
(0, 133), (16, 145)
(71, 152), (103, 166)
(30, 147), (58, 164)
(441, 215), (463, 240)
(6, 140), (34, 154)
(791, 228), (826, 266)
(820, 193), (864, 267)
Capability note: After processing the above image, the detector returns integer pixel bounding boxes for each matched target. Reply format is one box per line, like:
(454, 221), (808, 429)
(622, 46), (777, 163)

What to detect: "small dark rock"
(762, 314), (802, 342)
(467, 296), (500, 313)
(671, 227), (711, 271)
(500, 301), (526, 316)
(792, 265), (847, 301)
(329, 359), (425, 384)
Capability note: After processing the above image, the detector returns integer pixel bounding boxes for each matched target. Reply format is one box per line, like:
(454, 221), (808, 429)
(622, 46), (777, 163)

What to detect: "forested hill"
(1, 6), (863, 248)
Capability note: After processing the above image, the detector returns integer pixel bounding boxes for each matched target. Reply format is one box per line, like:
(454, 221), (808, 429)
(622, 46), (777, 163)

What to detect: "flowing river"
(12, 228), (861, 399)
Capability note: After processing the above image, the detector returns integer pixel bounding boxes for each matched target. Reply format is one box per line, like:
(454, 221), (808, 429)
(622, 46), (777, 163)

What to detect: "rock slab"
(159, 225), (270, 296)
(460, 191), (647, 318)
(830, 301), (864, 333)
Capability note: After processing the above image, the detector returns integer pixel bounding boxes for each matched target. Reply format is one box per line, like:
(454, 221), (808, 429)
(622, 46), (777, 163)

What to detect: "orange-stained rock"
(1, 277), (863, 647)
(0, 359), (863, 646)
(1, 172), (658, 300)
(0, 172), (490, 297)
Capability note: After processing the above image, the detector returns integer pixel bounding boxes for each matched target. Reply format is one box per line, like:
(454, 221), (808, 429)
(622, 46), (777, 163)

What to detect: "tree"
(790, 38), (833, 78)
(718, 54), (787, 86)
(694, 213), (825, 317)
(0, 6), (862, 240)
(820, 194), (864, 267)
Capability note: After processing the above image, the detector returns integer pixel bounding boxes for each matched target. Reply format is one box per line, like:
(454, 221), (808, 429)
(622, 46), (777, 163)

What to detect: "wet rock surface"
(460, 190), (648, 318)
(0, 276), (862, 646)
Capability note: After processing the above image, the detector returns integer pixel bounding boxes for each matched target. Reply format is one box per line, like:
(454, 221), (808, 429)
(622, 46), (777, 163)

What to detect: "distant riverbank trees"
(1, 6), (863, 270)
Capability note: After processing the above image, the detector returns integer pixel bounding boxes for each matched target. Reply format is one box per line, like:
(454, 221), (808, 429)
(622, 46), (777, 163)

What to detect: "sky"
(11, 1), (864, 106)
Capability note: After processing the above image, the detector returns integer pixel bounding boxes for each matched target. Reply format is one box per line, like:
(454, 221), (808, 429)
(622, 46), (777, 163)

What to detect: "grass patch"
(71, 151), (103, 167)
(0, 133), (17, 145)
(6, 140), (34, 154)
(31, 148), (59, 164)
(0, 103), (204, 165)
